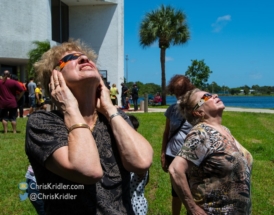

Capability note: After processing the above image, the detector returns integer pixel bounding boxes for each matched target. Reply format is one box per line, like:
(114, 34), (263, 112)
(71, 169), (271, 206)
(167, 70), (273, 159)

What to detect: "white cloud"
(165, 56), (174, 62)
(211, 15), (231, 33)
(217, 15), (231, 22)
(249, 72), (262, 80)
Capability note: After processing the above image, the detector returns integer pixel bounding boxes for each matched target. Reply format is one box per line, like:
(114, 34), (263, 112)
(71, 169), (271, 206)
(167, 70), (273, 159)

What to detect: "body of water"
(138, 96), (274, 109)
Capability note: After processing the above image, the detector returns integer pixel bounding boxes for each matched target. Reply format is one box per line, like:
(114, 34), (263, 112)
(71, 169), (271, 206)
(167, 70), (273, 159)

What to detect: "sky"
(124, 0), (274, 88)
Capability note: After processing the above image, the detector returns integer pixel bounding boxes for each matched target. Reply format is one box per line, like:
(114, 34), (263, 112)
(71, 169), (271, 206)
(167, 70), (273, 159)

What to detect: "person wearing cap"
(0, 70), (24, 133)
(35, 82), (47, 111)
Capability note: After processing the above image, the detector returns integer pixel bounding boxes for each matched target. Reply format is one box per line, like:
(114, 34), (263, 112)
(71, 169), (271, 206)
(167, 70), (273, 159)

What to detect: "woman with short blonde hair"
(169, 89), (253, 214)
(26, 39), (153, 214)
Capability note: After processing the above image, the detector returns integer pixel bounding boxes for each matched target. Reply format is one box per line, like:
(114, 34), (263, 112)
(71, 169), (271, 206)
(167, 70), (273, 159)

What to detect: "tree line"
(203, 83), (274, 95)
(125, 80), (274, 97)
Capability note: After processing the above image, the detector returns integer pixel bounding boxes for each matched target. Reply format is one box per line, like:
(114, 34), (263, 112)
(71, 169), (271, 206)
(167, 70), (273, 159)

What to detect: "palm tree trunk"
(160, 48), (166, 105)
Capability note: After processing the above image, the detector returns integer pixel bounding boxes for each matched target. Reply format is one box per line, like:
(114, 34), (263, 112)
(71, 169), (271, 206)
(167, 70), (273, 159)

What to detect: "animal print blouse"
(177, 123), (253, 215)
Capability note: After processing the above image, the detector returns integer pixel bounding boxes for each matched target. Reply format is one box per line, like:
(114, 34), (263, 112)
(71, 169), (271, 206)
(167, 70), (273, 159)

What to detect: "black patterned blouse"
(25, 110), (134, 215)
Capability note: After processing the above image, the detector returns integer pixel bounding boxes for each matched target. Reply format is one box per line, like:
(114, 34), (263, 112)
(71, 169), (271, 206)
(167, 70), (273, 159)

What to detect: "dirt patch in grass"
(250, 139), (262, 144)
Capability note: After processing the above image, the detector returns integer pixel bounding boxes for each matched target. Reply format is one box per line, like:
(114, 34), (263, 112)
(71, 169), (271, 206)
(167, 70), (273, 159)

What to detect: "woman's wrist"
(63, 108), (85, 128)
(104, 106), (119, 121)
(109, 112), (121, 122)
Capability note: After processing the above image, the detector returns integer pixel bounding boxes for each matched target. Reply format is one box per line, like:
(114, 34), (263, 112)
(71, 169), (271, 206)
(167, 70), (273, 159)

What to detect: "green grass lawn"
(0, 112), (274, 214)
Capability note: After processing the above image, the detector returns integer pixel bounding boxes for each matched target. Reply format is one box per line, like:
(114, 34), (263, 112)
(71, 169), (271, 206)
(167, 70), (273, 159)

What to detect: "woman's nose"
(213, 94), (218, 98)
(78, 56), (89, 64)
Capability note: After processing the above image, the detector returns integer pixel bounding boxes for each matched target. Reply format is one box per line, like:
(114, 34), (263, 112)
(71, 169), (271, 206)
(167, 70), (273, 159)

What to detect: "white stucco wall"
(0, 0), (52, 61)
(69, 0), (124, 104)
(0, 0), (124, 98)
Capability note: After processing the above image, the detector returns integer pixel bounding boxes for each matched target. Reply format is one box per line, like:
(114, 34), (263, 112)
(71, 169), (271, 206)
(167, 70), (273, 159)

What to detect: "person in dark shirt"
(25, 39), (153, 215)
(131, 83), (139, 111)
(121, 82), (129, 107)
(0, 70), (24, 133)
(11, 74), (27, 118)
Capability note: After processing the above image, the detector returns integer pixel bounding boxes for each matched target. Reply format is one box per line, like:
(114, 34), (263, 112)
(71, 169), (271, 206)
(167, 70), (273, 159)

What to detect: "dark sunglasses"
(193, 93), (212, 111)
(56, 53), (84, 70)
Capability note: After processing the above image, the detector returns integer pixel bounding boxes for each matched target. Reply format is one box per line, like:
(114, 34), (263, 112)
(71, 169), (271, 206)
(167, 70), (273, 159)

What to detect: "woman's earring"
(201, 115), (205, 122)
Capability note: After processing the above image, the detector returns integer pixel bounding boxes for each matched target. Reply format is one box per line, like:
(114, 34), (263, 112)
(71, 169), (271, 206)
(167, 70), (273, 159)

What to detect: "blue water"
(138, 96), (274, 108)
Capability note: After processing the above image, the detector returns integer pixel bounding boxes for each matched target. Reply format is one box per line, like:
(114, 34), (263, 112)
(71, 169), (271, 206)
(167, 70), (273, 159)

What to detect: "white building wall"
(0, 0), (124, 100)
(69, 0), (124, 104)
(0, 0), (52, 60)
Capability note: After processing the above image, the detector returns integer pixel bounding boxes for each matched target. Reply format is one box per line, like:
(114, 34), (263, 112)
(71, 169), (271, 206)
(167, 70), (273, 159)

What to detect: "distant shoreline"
(134, 107), (274, 114)
(224, 107), (274, 113)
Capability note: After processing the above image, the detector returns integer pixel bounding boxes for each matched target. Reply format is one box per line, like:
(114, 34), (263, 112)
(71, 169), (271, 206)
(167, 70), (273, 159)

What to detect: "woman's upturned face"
(193, 91), (225, 113)
(58, 51), (101, 87)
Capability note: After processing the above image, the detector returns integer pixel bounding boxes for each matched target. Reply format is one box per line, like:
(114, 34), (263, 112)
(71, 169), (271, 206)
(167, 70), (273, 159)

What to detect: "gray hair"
(178, 88), (202, 126)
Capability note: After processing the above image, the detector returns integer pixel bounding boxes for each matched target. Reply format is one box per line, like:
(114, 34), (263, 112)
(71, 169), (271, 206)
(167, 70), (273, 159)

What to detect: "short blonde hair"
(178, 88), (202, 126)
(112, 83), (116, 87)
(34, 39), (97, 95)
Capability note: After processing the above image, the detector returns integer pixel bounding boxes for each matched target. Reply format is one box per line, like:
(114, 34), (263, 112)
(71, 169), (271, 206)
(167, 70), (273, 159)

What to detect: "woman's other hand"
(50, 69), (78, 113)
(161, 152), (168, 172)
(161, 118), (170, 172)
(96, 78), (116, 116)
(189, 205), (207, 215)
(169, 156), (207, 215)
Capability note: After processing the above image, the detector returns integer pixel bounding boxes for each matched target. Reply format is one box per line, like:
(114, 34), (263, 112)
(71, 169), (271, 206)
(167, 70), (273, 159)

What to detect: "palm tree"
(139, 5), (190, 105)
(27, 40), (50, 78)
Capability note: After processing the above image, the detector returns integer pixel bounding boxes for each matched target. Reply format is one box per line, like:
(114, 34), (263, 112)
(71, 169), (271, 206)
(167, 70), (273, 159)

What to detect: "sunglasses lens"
(193, 93), (213, 111)
(202, 94), (212, 101)
(62, 53), (82, 62)
(58, 53), (84, 70)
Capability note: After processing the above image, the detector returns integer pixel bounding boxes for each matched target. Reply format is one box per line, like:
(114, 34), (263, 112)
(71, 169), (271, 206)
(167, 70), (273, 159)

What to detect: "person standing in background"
(131, 83), (139, 111)
(106, 82), (111, 90)
(110, 83), (119, 105)
(25, 165), (46, 215)
(24, 80), (29, 107)
(0, 76), (2, 122)
(128, 114), (149, 215)
(11, 74), (27, 118)
(161, 75), (195, 215)
(121, 82), (129, 107)
(35, 82), (47, 111)
(0, 70), (24, 133)
(129, 95), (133, 104)
(27, 77), (36, 116)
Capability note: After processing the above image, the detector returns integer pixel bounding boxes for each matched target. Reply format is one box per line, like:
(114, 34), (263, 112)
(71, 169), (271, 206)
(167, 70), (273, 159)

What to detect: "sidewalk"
(22, 106), (274, 117)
